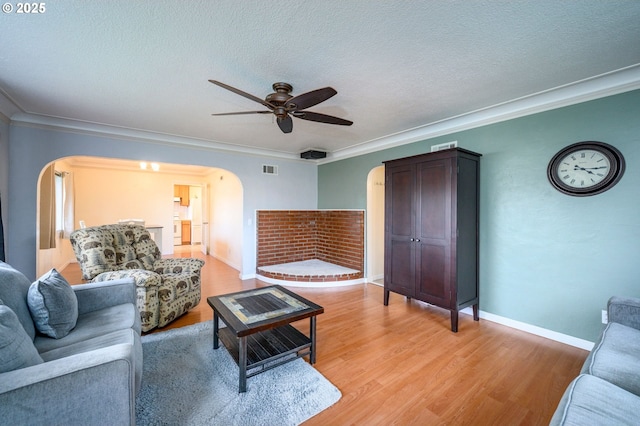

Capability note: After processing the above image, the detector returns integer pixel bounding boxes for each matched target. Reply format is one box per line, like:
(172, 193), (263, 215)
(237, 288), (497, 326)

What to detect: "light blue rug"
(135, 321), (341, 425)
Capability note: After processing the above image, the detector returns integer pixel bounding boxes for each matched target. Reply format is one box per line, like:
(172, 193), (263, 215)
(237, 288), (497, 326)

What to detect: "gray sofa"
(0, 261), (142, 425)
(550, 296), (640, 425)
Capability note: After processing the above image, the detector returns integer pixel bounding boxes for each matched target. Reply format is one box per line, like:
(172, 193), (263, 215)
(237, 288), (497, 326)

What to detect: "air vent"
(262, 164), (278, 175)
(430, 141), (458, 152)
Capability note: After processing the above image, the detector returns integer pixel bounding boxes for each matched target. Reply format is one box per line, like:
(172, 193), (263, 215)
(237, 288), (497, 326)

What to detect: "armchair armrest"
(153, 258), (204, 274)
(608, 296), (640, 330)
(0, 344), (136, 425)
(93, 269), (162, 289)
(73, 278), (136, 315)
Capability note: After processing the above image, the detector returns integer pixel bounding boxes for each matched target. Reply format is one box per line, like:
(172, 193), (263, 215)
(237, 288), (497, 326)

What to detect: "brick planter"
(256, 210), (364, 282)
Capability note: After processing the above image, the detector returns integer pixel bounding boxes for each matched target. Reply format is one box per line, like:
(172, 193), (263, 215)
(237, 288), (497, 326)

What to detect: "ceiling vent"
(300, 150), (327, 160)
(431, 141), (458, 152)
(262, 164), (278, 175)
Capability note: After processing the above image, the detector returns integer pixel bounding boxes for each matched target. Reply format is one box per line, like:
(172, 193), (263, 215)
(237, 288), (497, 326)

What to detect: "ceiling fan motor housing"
(300, 150), (327, 159)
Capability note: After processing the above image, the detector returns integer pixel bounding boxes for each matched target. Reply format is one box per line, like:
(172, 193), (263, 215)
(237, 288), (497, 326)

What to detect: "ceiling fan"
(209, 80), (353, 134)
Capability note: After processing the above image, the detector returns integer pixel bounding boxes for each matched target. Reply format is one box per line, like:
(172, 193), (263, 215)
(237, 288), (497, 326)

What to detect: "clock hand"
(573, 165), (595, 175)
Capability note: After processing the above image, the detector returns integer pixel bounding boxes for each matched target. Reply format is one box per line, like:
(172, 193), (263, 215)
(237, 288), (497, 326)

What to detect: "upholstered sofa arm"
(608, 296), (640, 330)
(153, 258), (205, 274)
(93, 269), (162, 289)
(0, 344), (136, 425)
(73, 278), (136, 315)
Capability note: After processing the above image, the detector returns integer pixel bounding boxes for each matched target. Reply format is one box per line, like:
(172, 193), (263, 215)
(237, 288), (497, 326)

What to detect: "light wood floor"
(61, 247), (588, 425)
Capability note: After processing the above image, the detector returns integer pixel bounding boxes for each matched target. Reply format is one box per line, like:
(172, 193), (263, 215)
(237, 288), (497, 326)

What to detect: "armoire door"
(415, 158), (453, 307)
(384, 163), (416, 297)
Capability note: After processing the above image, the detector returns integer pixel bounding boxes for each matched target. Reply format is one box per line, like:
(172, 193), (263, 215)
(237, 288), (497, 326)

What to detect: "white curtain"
(62, 172), (75, 238)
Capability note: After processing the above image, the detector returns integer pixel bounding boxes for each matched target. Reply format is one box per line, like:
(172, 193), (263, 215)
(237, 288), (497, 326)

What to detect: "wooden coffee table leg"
(310, 316), (317, 364)
(213, 311), (219, 349)
(239, 336), (247, 393)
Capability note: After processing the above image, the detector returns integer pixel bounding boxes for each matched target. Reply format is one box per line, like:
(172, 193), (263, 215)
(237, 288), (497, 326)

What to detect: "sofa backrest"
(70, 225), (161, 280)
(0, 261), (36, 340)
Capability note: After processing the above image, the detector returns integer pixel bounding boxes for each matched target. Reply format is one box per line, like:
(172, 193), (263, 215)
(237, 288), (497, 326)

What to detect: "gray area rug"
(135, 321), (341, 425)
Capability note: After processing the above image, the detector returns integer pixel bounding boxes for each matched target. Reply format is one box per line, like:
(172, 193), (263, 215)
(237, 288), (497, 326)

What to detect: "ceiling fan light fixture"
(209, 80), (352, 134)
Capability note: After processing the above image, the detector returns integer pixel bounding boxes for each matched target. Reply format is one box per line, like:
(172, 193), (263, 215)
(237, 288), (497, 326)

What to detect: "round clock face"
(547, 142), (625, 196)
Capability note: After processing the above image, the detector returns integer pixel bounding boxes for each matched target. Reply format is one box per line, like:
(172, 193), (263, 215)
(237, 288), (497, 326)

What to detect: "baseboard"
(210, 253), (240, 272)
(459, 307), (594, 351)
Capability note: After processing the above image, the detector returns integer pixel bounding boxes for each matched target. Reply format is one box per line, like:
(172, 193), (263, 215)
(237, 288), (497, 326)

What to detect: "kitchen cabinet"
(383, 148), (481, 332)
(181, 220), (191, 245)
(174, 185), (190, 206)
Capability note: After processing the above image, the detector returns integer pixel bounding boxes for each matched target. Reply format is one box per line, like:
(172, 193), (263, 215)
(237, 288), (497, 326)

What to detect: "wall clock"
(547, 141), (625, 196)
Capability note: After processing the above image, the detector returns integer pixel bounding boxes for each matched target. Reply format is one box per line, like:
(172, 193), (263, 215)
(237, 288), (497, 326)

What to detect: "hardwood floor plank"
(61, 249), (588, 425)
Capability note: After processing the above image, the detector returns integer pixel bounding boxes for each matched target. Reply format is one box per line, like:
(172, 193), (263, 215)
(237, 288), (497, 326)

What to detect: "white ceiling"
(2, 1), (640, 161)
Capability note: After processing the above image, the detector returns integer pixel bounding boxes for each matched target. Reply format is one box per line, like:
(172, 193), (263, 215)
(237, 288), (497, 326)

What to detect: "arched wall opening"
(366, 165), (385, 285)
(35, 156), (243, 277)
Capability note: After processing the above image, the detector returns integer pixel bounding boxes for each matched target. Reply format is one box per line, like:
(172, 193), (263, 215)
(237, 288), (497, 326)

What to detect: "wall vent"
(430, 141), (458, 152)
(262, 164), (278, 175)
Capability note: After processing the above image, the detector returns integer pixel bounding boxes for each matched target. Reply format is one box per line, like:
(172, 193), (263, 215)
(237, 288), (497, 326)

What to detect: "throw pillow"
(0, 300), (44, 373)
(27, 269), (78, 339)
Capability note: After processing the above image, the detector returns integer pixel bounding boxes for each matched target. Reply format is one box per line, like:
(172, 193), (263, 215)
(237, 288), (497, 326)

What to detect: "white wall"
(208, 169), (243, 270)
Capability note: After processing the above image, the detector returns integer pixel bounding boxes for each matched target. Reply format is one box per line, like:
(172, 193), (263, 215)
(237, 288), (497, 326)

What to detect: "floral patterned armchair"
(70, 224), (204, 332)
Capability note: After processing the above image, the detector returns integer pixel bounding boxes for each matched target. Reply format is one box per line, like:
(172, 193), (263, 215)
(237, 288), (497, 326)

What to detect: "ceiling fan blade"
(208, 80), (274, 109)
(277, 115), (293, 133)
(293, 111), (353, 126)
(211, 111), (272, 116)
(285, 87), (337, 111)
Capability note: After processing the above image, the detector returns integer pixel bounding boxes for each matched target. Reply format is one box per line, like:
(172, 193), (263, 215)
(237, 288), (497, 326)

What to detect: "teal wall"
(318, 89), (640, 342)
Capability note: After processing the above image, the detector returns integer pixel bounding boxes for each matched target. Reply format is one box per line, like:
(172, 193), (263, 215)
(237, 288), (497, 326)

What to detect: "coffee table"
(207, 285), (324, 392)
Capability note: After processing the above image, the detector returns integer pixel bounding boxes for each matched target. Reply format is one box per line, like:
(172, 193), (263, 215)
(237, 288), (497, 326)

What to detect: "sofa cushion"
(0, 261), (36, 340)
(34, 303), (138, 353)
(27, 269), (78, 339)
(550, 374), (640, 425)
(0, 302), (44, 373)
(581, 322), (640, 396)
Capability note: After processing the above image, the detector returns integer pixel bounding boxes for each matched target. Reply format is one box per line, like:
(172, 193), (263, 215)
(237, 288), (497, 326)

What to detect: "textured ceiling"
(1, 0), (640, 160)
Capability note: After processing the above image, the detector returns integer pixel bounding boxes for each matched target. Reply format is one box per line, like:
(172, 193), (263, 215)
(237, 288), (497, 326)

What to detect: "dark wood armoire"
(383, 148), (481, 332)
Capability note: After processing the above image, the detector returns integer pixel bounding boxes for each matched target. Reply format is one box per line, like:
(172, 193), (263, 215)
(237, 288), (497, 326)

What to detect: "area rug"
(135, 321), (341, 425)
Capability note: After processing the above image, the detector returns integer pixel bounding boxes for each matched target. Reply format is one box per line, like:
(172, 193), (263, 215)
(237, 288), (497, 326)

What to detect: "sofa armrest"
(608, 296), (640, 330)
(74, 278), (136, 315)
(0, 344), (136, 425)
(153, 258), (204, 274)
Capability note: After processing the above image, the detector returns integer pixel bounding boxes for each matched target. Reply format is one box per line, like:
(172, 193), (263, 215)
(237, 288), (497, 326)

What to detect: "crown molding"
(9, 113), (303, 161)
(6, 65), (640, 164)
(319, 64), (640, 164)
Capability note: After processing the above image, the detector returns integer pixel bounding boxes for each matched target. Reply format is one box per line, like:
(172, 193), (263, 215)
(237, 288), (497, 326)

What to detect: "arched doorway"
(36, 156), (243, 276)
(366, 165), (385, 285)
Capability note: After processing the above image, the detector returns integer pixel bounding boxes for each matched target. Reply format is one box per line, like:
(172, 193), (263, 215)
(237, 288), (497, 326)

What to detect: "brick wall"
(256, 210), (364, 278)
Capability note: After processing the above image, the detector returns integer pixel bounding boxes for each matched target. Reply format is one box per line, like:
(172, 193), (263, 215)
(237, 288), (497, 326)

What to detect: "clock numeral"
(570, 179), (576, 185)
(580, 153), (586, 158)
(563, 174), (570, 180)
